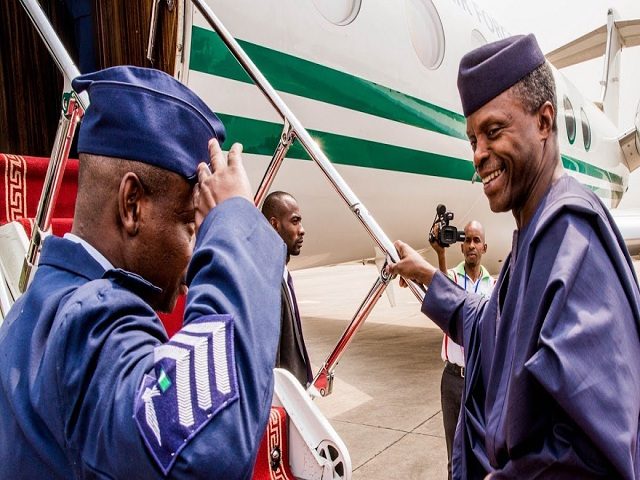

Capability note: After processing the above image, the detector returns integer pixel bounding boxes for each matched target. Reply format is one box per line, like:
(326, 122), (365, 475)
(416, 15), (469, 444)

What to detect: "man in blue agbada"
(0, 66), (285, 478)
(388, 34), (640, 479)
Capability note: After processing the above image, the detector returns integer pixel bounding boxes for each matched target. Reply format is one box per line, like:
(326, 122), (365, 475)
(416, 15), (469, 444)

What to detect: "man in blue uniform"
(388, 35), (640, 478)
(0, 66), (285, 478)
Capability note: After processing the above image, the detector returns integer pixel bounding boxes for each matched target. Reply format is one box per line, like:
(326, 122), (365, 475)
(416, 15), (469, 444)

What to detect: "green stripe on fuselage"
(190, 26), (468, 140)
(562, 154), (623, 187)
(220, 113), (618, 204)
(190, 26), (622, 189)
(218, 113), (475, 180)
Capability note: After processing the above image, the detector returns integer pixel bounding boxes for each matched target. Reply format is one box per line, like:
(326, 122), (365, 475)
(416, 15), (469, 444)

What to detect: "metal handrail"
(191, 0), (427, 397)
(18, 96), (84, 292)
(254, 119), (296, 208)
(191, 0), (426, 303)
(312, 274), (390, 397)
(17, 0), (88, 292)
(19, 0), (89, 110)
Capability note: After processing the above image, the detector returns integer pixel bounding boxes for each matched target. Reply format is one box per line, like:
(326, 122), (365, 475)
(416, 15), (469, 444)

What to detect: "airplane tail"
(546, 10), (640, 174)
(598, 9), (623, 127)
(546, 9), (640, 127)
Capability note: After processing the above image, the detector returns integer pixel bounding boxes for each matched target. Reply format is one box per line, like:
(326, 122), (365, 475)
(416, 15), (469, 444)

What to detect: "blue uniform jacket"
(424, 176), (640, 479)
(0, 197), (285, 479)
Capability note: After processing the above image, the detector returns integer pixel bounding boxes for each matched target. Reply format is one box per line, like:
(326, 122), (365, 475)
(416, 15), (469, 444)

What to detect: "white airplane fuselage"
(179, 0), (632, 273)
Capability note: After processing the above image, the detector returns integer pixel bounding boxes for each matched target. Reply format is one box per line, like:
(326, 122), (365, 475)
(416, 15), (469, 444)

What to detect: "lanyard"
(464, 273), (481, 293)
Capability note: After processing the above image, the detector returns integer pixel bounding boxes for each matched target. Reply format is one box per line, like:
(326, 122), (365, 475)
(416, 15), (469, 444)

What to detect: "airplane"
(179, 0), (640, 273)
(2, 0), (639, 282)
(0, 1), (639, 477)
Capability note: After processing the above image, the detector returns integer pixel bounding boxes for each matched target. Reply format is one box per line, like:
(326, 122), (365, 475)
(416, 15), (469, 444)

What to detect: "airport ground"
(294, 263), (448, 479)
(294, 259), (640, 479)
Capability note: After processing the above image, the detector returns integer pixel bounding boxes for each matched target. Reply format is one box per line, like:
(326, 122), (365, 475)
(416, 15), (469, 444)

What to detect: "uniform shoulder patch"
(134, 314), (238, 474)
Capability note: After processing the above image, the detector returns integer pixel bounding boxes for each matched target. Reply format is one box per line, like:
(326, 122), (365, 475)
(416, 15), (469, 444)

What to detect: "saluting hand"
(193, 138), (253, 229)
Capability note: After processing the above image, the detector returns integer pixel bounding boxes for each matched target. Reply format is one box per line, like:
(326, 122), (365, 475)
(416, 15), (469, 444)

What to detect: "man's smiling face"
(466, 89), (548, 217)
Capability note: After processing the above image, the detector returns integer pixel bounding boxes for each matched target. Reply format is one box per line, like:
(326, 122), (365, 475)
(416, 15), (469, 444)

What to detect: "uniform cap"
(457, 34), (545, 117)
(72, 66), (226, 180)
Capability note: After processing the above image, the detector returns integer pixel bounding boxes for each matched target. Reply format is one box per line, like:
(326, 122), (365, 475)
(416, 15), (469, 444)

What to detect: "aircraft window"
(406, 0), (445, 70)
(563, 96), (576, 144)
(580, 108), (591, 151)
(312, 0), (361, 26)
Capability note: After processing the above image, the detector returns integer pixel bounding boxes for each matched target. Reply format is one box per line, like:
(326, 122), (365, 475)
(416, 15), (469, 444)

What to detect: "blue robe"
(423, 176), (640, 479)
(0, 197), (285, 479)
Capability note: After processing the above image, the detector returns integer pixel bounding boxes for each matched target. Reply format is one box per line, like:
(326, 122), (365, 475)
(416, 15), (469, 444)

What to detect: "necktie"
(286, 271), (313, 384)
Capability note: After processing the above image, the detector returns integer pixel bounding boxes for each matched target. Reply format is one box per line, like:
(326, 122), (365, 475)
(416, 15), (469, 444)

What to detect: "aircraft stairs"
(0, 0), (429, 478)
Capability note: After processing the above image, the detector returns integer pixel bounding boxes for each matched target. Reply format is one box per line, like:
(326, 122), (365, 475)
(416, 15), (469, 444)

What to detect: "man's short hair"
(510, 62), (558, 131)
(75, 154), (176, 222)
(261, 191), (295, 220)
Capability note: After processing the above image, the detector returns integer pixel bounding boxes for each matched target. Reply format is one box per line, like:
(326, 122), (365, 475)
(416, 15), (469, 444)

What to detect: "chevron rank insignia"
(134, 314), (238, 474)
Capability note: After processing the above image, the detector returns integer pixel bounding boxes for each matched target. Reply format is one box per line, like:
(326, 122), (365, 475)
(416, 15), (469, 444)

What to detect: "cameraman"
(431, 220), (494, 480)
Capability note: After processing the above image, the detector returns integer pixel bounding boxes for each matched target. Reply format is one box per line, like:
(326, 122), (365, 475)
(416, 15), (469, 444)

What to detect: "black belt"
(445, 360), (465, 378)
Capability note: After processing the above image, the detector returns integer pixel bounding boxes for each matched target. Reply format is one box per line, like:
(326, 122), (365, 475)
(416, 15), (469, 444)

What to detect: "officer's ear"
(269, 216), (279, 231)
(118, 172), (145, 237)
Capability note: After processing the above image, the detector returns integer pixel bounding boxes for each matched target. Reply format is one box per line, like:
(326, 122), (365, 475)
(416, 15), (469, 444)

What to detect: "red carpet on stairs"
(1, 153), (78, 223)
(253, 407), (295, 480)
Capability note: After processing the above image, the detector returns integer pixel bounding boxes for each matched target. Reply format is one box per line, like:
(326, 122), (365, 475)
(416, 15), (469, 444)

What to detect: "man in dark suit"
(262, 191), (312, 386)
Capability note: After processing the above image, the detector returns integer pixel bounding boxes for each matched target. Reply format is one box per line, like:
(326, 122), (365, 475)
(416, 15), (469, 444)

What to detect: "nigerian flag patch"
(158, 369), (172, 393)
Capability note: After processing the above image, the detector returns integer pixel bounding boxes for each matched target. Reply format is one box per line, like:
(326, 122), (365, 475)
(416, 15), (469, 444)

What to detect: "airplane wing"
(546, 19), (640, 69)
(611, 208), (640, 256)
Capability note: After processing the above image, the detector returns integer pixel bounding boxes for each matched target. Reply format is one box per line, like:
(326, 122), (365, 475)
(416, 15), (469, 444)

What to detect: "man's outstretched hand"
(386, 240), (438, 287)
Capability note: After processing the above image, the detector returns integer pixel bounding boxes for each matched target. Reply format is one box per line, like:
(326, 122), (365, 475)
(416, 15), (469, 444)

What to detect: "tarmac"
(294, 259), (640, 479)
(293, 263), (448, 480)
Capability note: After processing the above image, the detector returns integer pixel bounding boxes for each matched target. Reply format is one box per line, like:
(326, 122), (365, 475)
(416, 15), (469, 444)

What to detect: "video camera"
(429, 204), (465, 248)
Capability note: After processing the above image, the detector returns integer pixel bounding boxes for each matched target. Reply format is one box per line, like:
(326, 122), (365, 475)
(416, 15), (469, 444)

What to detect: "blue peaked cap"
(457, 34), (545, 117)
(72, 66), (226, 180)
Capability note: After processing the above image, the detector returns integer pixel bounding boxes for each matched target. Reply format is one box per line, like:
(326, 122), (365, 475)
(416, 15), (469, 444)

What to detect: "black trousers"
(441, 362), (464, 480)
